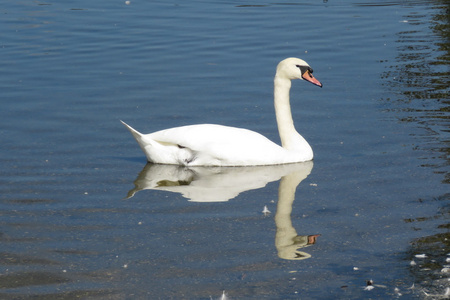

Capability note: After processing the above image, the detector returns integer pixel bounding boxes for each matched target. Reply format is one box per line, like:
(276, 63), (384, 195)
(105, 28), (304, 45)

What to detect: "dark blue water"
(1, 1), (448, 299)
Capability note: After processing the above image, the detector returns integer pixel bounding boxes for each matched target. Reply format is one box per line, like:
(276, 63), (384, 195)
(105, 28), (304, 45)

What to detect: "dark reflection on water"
(382, 1), (449, 174)
(381, 0), (449, 296)
(0, 272), (69, 289)
(0, 253), (58, 266)
(354, 0), (438, 6)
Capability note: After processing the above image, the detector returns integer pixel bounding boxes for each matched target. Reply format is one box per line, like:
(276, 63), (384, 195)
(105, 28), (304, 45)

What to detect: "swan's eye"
(297, 65), (313, 76)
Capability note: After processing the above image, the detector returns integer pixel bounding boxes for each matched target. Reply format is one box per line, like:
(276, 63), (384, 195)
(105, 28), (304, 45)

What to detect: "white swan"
(121, 57), (322, 166)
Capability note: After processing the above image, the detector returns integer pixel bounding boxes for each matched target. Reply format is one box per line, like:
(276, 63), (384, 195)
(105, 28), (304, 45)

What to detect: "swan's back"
(148, 124), (289, 166)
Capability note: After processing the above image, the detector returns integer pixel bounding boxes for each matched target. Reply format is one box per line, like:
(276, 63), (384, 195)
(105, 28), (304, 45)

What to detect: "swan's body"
(122, 57), (322, 166)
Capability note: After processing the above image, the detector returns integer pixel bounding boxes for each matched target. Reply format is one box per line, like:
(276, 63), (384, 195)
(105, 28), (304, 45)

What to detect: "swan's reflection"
(126, 161), (320, 260)
(275, 169), (320, 260)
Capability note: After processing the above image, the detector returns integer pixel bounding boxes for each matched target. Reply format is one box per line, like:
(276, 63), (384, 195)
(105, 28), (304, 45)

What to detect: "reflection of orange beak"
(307, 234), (321, 244)
(302, 71), (323, 88)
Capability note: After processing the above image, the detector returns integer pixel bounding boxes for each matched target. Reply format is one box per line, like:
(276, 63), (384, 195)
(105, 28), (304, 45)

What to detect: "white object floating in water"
(125, 0), (131, 4)
(441, 267), (450, 273)
(353, 267), (359, 271)
(218, 290), (229, 300)
(423, 287), (450, 298)
(410, 260), (417, 266)
(262, 205), (271, 215)
(415, 254), (427, 259)
(364, 279), (374, 291)
(364, 279), (387, 291)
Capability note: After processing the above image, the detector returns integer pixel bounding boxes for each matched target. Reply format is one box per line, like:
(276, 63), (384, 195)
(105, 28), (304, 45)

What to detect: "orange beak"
(302, 71), (323, 88)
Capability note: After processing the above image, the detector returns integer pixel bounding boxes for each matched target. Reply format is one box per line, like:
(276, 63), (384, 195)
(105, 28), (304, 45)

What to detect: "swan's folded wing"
(149, 124), (287, 166)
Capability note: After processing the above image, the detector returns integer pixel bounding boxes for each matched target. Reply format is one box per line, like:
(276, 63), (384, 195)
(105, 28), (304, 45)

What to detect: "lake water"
(1, 0), (448, 299)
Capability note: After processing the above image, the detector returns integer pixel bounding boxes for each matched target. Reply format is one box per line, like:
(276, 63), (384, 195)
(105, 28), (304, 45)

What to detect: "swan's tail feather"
(121, 120), (157, 162)
(120, 120), (143, 141)
(120, 120), (154, 158)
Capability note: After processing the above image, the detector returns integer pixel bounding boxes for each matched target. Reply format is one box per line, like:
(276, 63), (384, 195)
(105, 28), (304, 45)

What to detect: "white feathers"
(121, 58), (321, 166)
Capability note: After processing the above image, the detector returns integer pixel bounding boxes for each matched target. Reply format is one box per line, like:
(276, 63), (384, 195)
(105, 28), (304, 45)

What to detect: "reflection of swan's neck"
(274, 76), (307, 151)
(275, 171), (311, 260)
(275, 171), (300, 232)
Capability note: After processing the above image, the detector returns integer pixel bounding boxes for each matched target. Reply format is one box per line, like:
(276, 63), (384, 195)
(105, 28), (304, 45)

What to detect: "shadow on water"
(380, 0), (449, 296)
(126, 162), (320, 261)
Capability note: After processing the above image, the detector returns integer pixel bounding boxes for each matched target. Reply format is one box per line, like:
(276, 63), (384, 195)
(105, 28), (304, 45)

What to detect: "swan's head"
(276, 57), (322, 88)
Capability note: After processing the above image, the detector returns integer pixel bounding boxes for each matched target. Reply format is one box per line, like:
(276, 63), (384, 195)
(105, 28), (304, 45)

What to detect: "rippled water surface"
(1, 0), (448, 299)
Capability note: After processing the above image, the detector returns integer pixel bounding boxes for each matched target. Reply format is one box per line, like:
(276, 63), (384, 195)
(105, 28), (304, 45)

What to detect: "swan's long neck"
(274, 76), (309, 152)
